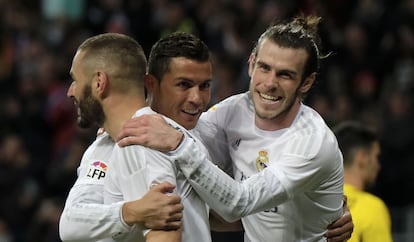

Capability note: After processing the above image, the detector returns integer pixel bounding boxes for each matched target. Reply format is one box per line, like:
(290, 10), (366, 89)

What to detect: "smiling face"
(67, 50), (105, 128)
(147, 57), (212, 130)
(248, 38), (315, 130)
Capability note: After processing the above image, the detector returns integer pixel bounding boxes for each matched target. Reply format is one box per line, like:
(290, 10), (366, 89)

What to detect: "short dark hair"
(78, 33), (147, 90)
(333, 121), (378, 167)
(252, 14), (325, 82)
(148, 32), (210, 82)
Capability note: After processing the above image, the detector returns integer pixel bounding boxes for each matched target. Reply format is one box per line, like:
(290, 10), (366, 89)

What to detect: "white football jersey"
(59, 132), (134, 242)
(104, 107), (211, 242)
(175, 92), (344, 241)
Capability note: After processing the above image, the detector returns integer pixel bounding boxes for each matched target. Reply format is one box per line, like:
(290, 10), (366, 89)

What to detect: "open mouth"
(182, 108), (200, 116)
(259, 93), (282, 103)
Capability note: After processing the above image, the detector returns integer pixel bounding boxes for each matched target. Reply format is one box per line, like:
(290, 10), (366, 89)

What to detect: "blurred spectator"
(333, 121), (393, 242)
(377, 88), (414, 206)
(0, 133), (39, 242)
(45, 128), (96, 198)
(209, 52), (240, 106)
(0, 219), (12, 242)
(26, 198), (63, 242)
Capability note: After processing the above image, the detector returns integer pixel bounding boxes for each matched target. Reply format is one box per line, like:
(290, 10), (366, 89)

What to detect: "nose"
(67, 82), (75, 97)
(263, 73), (278, 89)
(188, 87), (202, 105)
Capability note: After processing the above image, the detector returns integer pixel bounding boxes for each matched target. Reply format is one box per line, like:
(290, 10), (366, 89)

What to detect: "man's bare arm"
(325, 197), (353, 242)
(117, 114), (183, 152)
(122, 182), (183, 230)
(146, 228), (182, 242)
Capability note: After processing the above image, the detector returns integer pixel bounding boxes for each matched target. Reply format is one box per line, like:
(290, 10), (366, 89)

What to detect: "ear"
(144, 74), (157, 94)
(354, 150), (368, 169)
(299, 72), (316, 93)
(248, 53), (255, 77)
(95, 71), (109, 98)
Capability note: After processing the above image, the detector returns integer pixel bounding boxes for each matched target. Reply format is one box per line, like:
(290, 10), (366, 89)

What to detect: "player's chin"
(182, 117), (198, 130)
(184, 120), (198, 130)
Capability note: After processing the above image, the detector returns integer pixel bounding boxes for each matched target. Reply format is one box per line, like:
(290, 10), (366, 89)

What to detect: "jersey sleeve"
(193, 118), (233, 176)
(106, 144), (178, 237)
(197, 95), (250, 176)
(170, 135), (281, 222)
(60, 170), (133, 241)
(171, 127), (342, 223)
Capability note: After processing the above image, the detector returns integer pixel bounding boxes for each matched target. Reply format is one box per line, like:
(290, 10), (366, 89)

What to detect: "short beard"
(77, 85), (105, 129)
(250, 84), (301, 121)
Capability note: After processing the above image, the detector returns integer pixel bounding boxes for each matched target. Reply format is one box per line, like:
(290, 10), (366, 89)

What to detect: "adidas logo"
(232, 138), (241, 150)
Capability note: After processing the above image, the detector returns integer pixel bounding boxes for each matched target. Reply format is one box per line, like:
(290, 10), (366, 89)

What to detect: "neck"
(344, 170), (364, 190)
(103, 94), (147, 139)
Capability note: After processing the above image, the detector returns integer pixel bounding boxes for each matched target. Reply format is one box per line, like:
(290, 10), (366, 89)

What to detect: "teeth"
(260, 93), (278, 101)
(183, 109), (199, 115)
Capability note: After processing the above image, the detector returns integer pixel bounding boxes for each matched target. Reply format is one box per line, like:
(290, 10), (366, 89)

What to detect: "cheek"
(367, 158), (380, 174)
(251, 71), (262, 82)
(202, 92), (211, 104)
(288, 83), (303, 96)
(168, 96), (184, 109)
(374, 160), (381, 172)
(249, 73), (262, 90)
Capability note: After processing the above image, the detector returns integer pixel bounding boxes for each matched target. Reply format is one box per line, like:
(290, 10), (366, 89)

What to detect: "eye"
(257, 62), (271, 72)
(68, 78), (76, 86)
(177, 81), (192, 89)
(199, 81), (211, 91)
(277, 71), (294, 80)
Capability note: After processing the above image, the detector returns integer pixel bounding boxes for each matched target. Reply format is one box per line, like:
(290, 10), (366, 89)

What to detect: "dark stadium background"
(0, 0), (413, 241)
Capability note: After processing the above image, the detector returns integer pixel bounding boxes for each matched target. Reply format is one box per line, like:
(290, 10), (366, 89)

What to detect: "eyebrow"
(177, 77), (212, 84)
(256, 60), (269, 68)
(277, 69), (296, 77)
(257, 60), (296, 76)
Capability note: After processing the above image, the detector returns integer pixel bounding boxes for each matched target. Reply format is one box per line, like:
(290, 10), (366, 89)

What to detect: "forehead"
(256, 39), (308, 72)
(70, 50), (85, 76)
(163, 57), (212, 82)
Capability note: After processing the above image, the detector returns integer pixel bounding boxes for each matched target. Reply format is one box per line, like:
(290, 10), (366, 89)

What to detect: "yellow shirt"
(344, 184), (393, 242)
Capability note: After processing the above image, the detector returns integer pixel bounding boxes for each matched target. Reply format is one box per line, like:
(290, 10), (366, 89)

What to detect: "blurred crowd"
(0, 0), (413, 241)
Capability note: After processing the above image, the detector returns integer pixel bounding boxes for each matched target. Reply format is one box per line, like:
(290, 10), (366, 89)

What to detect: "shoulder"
(361, 193), (389, 214)
(207, 92), (252, 113)
(294, 105), (330, 135)
(346, 185), (390, 217)
(288, 105), (337, 157)
(202, 92), (253, 125)
(74, 134), (113, 185)
(81, 132), (114, 166)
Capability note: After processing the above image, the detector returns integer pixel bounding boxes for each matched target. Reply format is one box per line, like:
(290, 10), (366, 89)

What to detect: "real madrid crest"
(256, 150), (269, 171)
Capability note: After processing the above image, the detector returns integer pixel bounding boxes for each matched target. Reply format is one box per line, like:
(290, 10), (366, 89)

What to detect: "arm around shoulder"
(171, 135), (281, 222)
